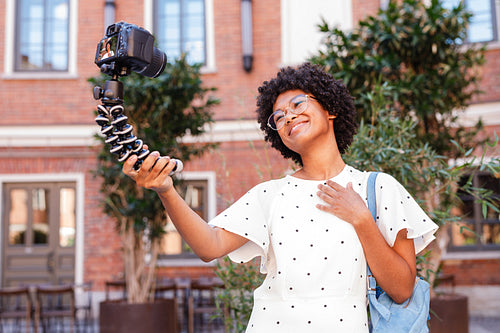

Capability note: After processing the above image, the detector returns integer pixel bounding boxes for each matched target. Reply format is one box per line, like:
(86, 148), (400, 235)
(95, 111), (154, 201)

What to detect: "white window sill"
(2, 72), (79, 80)
(157, 257), (217, 267)
(485, 40), (500, 50)
(442, 250), (500, 260)
(200, 65), (217, 75)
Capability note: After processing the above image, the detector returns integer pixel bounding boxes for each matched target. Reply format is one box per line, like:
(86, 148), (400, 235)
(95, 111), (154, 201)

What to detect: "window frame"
(144, 0), (216, 73)
(153, 0), (207, 66)
(465, 0), (498, 43)
(14, 0), (70, 72)
(441, 0), (499, 44)
(157, 171), (217, 265)
(448, 171), (500, 252)
(3, 0), (78, 79)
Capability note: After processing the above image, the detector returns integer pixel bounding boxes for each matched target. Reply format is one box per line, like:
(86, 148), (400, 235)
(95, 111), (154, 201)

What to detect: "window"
(5, 183), (76, 247)
(442, 0), (498, 43)
(154, 0), (206, 65)
(450, 172), (500, 250)
(159, 179), (209, 258)
(15, 0), (70, 72)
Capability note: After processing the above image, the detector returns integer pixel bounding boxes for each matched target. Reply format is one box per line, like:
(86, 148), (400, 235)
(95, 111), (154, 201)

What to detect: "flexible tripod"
(93, 77), (182, 173)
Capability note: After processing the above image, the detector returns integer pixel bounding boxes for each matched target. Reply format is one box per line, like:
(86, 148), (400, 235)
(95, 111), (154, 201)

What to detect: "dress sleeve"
(209, 183), (270, 268)
(374, 173), (439, 254)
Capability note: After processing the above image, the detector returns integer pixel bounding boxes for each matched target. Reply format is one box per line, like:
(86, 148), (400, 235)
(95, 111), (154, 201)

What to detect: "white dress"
(209, 165), (438, 332)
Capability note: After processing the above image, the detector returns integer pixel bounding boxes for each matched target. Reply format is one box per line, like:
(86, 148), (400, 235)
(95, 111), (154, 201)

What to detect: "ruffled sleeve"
(374, 173), (438, 254)
(209, 182), (272, 271)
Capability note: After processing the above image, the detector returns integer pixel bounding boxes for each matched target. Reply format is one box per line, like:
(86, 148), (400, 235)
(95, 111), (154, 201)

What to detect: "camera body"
(95, 21), (166, 78)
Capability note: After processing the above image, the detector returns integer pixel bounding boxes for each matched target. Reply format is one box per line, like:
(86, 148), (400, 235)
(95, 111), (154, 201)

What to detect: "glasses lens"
(268, 110), (285, 130)
(290, 95), (308, 114)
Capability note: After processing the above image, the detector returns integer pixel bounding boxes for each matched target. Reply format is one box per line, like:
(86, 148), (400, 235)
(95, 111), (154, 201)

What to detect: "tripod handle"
(95, 99), (183, 176)
(170, 159), (184, 174)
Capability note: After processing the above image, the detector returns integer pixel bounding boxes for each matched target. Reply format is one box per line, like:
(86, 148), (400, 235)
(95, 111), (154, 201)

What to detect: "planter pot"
(100, 299), (177, 333)
(430, 294), (468, 333)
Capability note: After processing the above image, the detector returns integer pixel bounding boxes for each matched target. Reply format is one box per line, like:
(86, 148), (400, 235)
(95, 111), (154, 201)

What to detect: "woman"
(123, 63), (438, 332)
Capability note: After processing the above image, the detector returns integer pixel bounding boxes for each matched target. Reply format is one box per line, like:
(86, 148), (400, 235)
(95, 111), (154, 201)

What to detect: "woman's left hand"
(316, 181), (372, 227)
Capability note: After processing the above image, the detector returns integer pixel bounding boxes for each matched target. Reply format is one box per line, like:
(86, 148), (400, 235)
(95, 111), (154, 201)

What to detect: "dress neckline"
(285, 164), (351, 183)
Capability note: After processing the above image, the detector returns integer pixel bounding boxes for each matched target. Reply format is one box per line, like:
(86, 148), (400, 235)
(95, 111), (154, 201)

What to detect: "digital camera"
(94, 21), (166, 78)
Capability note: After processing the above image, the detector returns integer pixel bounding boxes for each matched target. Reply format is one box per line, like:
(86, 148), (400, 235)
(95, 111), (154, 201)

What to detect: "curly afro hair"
(256, 62), (358, 166)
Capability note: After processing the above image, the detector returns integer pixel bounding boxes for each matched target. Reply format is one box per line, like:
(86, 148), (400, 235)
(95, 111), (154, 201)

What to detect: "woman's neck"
(290, 124), (345, 180)
(294, 151), (345, 180)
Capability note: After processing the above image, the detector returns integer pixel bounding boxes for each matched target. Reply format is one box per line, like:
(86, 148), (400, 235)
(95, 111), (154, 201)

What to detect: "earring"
(328, 115), (336, 120)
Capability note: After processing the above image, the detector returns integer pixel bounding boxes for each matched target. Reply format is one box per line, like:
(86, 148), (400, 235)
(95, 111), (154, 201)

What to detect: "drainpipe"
(104, 0), (116, 30)
(241, 0), (253, 72)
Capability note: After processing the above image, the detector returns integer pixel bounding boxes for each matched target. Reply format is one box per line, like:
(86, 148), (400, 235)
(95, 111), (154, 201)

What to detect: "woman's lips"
(288, 120), (308, 136)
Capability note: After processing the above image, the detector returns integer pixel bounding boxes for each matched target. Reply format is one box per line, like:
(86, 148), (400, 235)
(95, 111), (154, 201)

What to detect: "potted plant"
(341, 86), (499, 332)
(90, 55), (219, 332)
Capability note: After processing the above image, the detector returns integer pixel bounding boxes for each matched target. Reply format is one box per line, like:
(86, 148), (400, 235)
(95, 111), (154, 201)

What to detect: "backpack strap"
(366, 172), (379, 286)
(367, 172), (379, 220)
(366, 172), (391, 320)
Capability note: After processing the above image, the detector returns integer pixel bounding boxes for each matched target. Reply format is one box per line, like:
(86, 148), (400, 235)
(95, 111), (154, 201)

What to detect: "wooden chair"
(154, 279), (177, 300)
(188, 277), (225, 333)
(73, 282), (93, 332)
(104, 280), (126, 301)
(174, 277), (191, 333)
(35, 285), (75, 333)
(0, 286), (32, 333)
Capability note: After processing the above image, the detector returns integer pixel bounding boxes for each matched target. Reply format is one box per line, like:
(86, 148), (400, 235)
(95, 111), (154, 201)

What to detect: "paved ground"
(79, 317), (500, 332)
(84, 317), (500, 333)
(3, 316), (498, 332)
(470, 316), (500, 333)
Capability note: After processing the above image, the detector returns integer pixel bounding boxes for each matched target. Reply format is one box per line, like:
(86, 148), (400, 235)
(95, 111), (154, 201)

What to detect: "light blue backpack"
(366, 172), (430, 333)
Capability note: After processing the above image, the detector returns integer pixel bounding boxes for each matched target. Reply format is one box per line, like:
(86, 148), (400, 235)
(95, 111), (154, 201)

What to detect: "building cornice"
(0, 99), (497, 148)
(0, 120), (264, 147)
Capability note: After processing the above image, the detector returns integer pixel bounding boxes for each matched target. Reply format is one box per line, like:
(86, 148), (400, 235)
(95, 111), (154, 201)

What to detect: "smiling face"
(256, 63), (358, 166)
(273, 89), (334, 156)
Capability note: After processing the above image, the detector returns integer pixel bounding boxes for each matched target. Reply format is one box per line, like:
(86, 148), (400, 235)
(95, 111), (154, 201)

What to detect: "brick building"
(0, 0), (499, 319)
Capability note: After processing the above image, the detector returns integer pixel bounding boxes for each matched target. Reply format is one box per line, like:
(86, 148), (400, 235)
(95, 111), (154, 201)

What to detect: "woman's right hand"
(122, 147), (177, 194)
(124, 147), (249, 262)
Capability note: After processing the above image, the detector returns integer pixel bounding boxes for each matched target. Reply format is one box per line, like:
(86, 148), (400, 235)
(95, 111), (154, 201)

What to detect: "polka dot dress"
(209, 165), (438, 332)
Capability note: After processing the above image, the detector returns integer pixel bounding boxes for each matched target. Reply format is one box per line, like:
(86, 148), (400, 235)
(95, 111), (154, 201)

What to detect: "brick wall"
(157, 265), (217, 279)
(0, 0), (5, 80)
(1, 0), (500, 290)
(441, 259), (500, 285)
(0, 0), (285, 289)
(202, 0), (282, 121)
(351, 0), (381, 24)
(0, 1), (104, 126)
(474, 48), (500, 104)
(185, 140), (294, 210)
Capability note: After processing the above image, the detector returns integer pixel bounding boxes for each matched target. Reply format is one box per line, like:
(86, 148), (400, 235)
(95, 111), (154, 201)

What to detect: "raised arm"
(122, 151), (248, 262)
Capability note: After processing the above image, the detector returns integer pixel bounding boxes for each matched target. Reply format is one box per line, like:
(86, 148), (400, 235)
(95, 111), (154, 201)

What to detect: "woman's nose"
(285, 112), (297, 123)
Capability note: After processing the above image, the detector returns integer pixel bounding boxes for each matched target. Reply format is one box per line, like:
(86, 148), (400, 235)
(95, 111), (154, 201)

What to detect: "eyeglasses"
(267, 94), (315, 131)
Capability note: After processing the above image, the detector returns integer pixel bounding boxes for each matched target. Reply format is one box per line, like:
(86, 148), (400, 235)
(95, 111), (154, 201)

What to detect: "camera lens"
(137, 47), (167, 78)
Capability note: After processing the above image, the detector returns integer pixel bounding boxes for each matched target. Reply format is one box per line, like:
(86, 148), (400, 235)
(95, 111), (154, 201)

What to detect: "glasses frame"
(267, 94), (316, 131)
